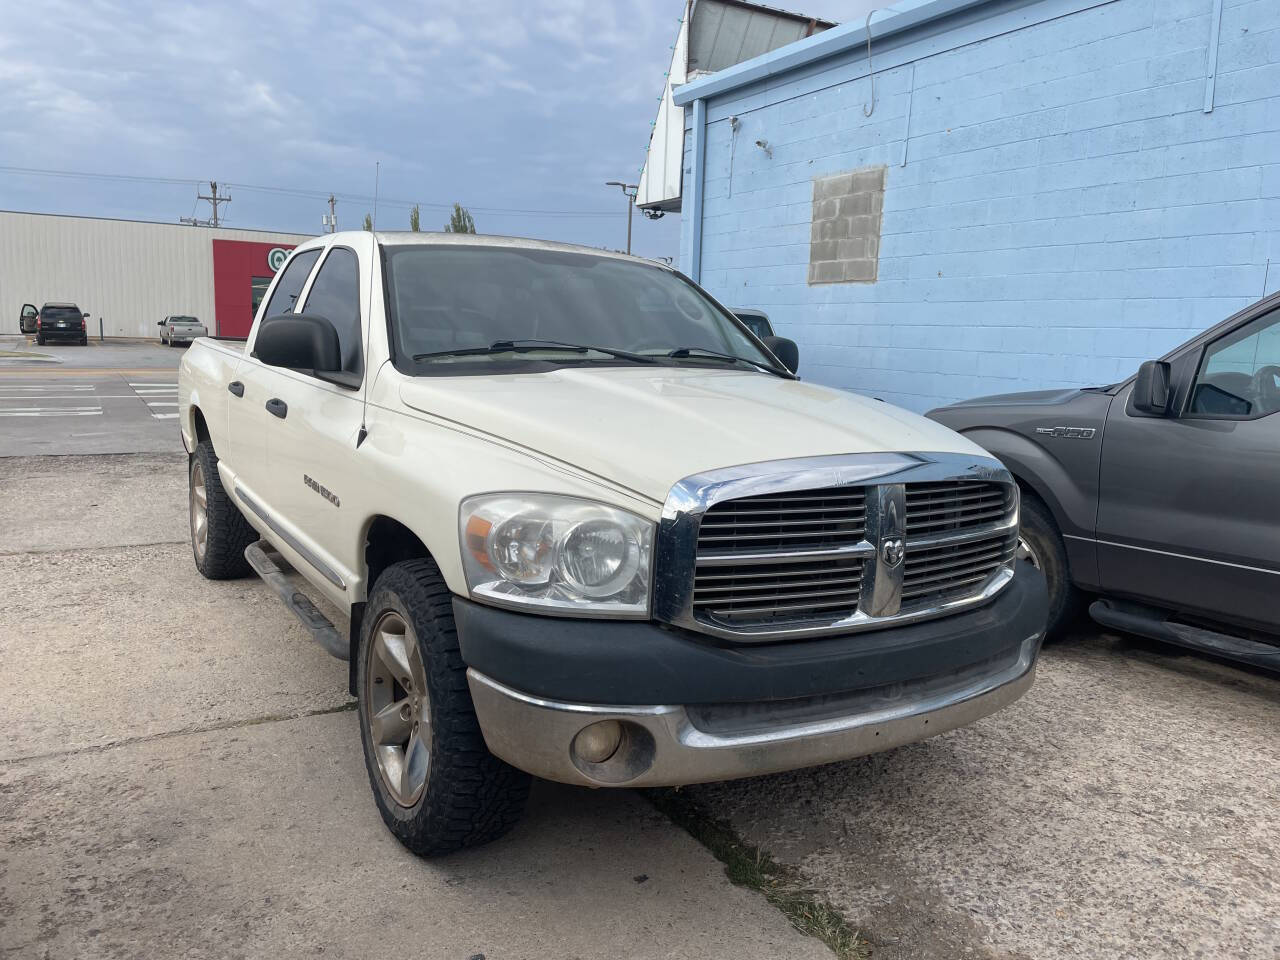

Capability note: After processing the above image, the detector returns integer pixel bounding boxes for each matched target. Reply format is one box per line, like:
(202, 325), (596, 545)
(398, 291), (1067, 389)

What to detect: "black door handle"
(266, 398), (287, 419)
(228, 381), (244, 397)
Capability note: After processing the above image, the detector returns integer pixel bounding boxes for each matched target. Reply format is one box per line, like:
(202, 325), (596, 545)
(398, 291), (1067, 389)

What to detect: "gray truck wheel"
(357, 559), (530, 857)
(189, 441), (256, 579)
(1017, 492), (1081, 637)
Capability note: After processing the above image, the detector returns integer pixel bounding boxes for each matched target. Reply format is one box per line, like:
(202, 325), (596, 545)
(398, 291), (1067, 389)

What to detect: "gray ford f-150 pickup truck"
(930, 292), (1280, 671)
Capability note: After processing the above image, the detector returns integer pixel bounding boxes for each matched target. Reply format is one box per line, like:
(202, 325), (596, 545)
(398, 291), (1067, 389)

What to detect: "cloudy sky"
(0, 0), (864, 261)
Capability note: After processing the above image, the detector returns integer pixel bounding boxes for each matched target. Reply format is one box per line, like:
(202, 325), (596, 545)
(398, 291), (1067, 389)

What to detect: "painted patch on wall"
(809, 165), (884, 285)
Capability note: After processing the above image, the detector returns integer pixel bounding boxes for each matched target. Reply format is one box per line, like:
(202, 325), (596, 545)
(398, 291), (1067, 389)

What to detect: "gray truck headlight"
(460, 494), (653, 617)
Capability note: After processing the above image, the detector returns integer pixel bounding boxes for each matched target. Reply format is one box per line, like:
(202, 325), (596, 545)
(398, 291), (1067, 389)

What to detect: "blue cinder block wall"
(679, 0), (1280, 412)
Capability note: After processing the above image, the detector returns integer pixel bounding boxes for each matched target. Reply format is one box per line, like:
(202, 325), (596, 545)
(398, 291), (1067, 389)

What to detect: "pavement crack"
(647, 788), (869, 959)
(0, 539), (186, 557)
(1, 700), (357, 766)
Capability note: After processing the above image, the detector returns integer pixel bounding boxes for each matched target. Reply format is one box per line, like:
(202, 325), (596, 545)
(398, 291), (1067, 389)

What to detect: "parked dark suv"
(36, 302), (89, 345)
(928, 292), (1280, 671)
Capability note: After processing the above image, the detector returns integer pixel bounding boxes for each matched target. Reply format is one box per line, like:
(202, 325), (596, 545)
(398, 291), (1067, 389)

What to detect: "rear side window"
(301, 247), (362, 375)
(263, 249), (321, 319)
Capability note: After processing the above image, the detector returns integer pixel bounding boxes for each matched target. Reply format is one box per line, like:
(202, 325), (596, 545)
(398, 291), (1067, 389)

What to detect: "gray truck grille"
(904, 482), (1009, 536)
(692, 480), (1013, 629)
(902, 482), (1015, 608)
(693, 489), (866, 623)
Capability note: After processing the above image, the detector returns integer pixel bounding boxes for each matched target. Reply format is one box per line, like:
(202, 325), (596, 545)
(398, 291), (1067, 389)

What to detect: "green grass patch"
(648, 788), (868, 959)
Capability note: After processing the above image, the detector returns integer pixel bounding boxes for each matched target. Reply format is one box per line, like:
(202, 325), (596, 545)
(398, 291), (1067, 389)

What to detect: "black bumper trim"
(454, 562), (1047, 705)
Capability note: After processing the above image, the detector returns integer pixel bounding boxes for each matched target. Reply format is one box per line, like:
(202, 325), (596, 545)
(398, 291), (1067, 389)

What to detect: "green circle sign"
(268, 247), (290, 272)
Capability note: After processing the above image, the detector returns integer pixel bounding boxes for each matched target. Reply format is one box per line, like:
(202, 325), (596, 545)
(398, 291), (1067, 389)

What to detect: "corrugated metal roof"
(672, 0), (992, 106)
(636, 0), (835, 211)
(688, 0), (834, 75)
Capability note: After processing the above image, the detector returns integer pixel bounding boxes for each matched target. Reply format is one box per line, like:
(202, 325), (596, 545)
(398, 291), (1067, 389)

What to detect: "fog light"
(572, 720), (622, 764)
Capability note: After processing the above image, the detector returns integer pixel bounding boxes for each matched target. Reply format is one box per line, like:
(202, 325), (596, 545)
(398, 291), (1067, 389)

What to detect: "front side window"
(262, 249), (321, 319)
(300, 247), (362, 375)
(383, 245), (779, 376)
(1189, 309), (1280, 417)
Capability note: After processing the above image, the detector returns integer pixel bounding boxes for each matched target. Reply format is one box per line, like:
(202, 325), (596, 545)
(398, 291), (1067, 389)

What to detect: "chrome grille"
(659, 453), (1019, 642)
(696, 488), (867, 552)
(905, 482), (1009, 536)
(903, 482), (1015, 609)
(901, 533), (1016, 606)
(694, 489), (866, 624)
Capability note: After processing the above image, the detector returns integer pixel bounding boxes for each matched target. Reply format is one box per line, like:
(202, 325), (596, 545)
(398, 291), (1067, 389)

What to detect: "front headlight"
(459, 494), (654, 617)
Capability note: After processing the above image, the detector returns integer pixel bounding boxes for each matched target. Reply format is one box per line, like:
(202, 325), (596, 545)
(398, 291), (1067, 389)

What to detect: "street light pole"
(605, 180), (639, 255)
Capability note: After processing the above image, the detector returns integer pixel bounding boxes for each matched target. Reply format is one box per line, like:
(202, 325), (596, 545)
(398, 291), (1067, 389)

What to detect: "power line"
(0, 165), (200, 187)
(0, 164), (624, 220)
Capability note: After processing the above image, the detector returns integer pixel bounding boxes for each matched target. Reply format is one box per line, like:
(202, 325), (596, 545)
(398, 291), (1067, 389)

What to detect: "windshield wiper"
(667, 346), (790, 377)
(414, 339), (659, 364)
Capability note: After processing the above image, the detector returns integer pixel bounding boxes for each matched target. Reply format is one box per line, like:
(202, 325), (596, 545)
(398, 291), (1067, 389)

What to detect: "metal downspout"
(689, 97), (707, 284)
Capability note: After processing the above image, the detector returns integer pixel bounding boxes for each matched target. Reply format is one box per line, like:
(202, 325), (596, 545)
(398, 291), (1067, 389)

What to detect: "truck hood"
(399, 367), (985, 502)
(934, 387), (1089, 409)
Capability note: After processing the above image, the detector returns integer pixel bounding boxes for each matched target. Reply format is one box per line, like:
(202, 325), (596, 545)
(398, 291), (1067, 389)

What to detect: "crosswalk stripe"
(146, 402), (179, 407)
(151, 413), (179, 419)
(0, 410), (103, 417)
(0, 406), (100, 412)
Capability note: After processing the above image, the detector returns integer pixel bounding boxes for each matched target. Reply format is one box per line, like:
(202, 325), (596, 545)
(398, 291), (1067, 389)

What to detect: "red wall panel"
(211, 239), (296, 337)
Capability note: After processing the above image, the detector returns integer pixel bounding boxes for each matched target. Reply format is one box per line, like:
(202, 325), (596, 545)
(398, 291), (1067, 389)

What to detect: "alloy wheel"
(190, 461), (208, 561)
(1015, 535), (1041, 570)
(365, 611), (431, 807)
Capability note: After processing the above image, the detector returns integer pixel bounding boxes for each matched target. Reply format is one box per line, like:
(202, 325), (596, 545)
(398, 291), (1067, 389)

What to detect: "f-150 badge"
(1035, 426), (1096, 439)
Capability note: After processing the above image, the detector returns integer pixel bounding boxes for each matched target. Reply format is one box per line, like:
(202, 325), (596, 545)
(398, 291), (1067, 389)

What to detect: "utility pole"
(197, 181), (231, 227)
(605, 180), (639, 255)
(326, 194), (337, 233)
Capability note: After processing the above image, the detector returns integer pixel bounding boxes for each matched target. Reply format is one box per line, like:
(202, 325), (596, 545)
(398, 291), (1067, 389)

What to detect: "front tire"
(189, 440), (256, 579)
(1016, 492), (1081, 637)
(36, 336), (44, 345)
(357, 560), (530, 857)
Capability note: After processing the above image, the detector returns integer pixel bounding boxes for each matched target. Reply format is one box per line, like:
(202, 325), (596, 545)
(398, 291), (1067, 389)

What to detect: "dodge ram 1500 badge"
(178, 232), (1048, 856)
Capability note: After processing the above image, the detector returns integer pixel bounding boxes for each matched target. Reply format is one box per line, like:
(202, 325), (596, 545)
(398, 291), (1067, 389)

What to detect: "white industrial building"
(1, 211), (312, 339)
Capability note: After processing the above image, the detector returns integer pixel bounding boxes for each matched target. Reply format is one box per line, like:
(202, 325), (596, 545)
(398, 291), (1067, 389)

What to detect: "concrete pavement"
(686, 636), (1280, 960)
(0, 455), (830, 960)
(3, 452), (1277, 960)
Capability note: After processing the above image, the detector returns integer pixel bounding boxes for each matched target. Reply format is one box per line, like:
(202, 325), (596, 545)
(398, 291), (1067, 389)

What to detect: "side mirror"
(763, 335), (799, 375)
(1133, 360), (1172, 415)
(255, 313), (341, 372)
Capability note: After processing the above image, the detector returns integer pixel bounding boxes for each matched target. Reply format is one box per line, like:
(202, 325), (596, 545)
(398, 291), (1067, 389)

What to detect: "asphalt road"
(0, 336), (184, 456)
(0, 455), (828, 960)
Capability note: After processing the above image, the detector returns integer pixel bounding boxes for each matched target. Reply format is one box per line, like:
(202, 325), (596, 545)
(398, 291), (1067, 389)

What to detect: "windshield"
(384, 245), (779, 374)
(170, 316), (198, 323)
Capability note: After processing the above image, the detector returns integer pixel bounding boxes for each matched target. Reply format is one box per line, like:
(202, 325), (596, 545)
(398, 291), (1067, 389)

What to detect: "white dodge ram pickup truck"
(178, 231), (1047, 856)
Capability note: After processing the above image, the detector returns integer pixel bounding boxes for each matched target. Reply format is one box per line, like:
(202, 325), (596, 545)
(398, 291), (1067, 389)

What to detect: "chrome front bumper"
(467, 632), (1041, 787)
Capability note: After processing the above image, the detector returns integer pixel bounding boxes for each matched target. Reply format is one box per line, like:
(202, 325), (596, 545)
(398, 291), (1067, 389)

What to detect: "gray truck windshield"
(383, 245), (778, 374)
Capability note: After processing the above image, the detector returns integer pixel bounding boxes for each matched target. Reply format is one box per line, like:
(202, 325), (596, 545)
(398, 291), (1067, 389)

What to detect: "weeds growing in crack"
(648, 788), (868, 959)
